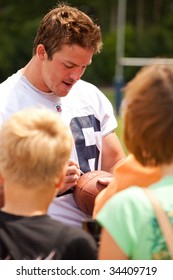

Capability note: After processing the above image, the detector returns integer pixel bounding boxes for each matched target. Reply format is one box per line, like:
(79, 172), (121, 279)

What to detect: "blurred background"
(0, 0), (173, 149)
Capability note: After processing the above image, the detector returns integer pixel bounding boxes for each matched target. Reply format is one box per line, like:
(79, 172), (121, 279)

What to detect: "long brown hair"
(123, 64), (173, 166)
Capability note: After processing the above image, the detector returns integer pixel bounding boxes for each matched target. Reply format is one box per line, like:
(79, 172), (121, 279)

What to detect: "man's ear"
(36, 44), (47, 60)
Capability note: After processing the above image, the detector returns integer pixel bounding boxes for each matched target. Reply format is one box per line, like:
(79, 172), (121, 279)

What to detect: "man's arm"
(101, 132), (126, 173)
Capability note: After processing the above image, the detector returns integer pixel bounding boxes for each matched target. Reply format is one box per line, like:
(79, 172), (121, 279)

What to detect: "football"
(73, 170), (113, 216)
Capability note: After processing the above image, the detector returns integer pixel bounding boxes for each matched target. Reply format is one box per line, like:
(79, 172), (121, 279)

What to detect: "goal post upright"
(114, 1), (173, 116)
(115, 0), (127, 116)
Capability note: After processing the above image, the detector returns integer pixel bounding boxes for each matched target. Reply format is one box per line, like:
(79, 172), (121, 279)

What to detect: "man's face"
(40, 44), (94, 96)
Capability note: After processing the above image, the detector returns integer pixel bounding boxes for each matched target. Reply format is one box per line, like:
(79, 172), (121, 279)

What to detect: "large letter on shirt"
(70, 115), (101, 172)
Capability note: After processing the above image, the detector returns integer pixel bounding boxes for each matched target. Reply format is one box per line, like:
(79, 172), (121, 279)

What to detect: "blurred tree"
(0, 0), (58, 81)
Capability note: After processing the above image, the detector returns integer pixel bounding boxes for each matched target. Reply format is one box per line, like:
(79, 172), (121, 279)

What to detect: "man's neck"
(22, 57), (51, 93)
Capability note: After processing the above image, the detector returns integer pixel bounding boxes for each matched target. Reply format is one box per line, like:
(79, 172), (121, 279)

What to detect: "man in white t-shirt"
(0, 3), (125, 227)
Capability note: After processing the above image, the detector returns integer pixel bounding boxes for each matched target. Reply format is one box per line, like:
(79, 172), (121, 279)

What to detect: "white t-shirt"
(0, 70), (117, 227)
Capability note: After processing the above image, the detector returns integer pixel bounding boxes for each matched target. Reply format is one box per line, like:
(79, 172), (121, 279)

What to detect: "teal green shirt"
(96, 176), (173, 260)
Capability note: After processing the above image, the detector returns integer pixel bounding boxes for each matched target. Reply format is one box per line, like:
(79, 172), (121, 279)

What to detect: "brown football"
(73, 170), (113, 216)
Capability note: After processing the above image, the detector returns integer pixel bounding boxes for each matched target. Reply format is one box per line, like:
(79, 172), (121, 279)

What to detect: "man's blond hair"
(0, 107), (72, 188)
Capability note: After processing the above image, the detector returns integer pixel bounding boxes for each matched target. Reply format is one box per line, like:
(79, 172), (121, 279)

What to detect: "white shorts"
(48, 193), (91, 228)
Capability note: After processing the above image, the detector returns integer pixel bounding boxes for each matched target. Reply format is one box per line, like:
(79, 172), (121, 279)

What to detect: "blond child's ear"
(54, 170), (66, 197)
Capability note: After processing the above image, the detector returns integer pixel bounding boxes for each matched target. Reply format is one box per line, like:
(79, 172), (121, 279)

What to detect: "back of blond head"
(0, 107), (72, 188)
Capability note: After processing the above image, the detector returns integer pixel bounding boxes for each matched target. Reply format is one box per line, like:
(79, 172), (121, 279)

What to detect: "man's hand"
(97, 176), (113, 186)
(58, 158), (81, 195)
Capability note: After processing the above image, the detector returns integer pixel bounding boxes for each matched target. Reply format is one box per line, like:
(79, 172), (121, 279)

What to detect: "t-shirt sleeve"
(97, 90), (118, 136)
